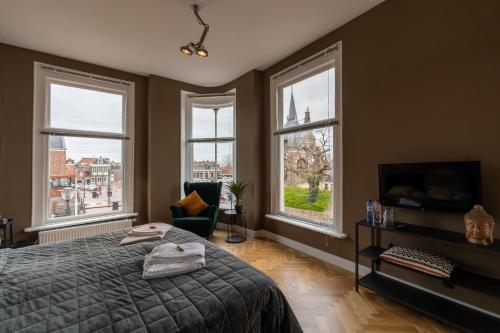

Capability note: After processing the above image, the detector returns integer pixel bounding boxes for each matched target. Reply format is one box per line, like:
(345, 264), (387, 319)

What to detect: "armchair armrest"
(208, 205), (219, 220)
(170, 205), (186, 218)
(208, 205), (219, 234)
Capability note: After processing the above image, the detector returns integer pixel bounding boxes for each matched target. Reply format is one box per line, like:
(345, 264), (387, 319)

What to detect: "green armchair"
(170, 181), (222, 238)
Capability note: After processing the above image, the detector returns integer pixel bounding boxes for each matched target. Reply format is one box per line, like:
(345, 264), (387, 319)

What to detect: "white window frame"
(31, 62), (135, 229)
(268, 42), (344, 234)
(181, 91), (236, 208)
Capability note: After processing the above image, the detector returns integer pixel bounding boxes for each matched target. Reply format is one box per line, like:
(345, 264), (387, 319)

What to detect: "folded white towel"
(149, 242), (205, 260)
(142, 242), (206, 279)
(128, 230), (162, 237)
(128, 223), (171, 237)
(120, 223), (172, 246)
(142, 256), (206, 279)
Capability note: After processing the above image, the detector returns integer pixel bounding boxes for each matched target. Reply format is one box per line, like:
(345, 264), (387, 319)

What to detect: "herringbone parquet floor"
(211, 230), (458, 333)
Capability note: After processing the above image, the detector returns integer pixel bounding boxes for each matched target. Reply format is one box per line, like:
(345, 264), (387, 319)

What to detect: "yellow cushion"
(177, 190), (209, 216)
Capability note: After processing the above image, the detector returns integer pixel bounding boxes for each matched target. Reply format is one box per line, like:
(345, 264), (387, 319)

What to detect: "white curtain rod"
(40, 65), (132, 87)
(271, 44), (338, 81)
(187, 92), (236, 98)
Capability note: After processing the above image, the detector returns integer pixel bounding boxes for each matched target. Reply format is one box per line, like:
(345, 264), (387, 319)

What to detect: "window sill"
(265, 214), (348, 239)
(25, 212), (138, 232)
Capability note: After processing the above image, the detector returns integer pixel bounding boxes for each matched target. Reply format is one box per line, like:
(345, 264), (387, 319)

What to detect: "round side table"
(224, 210), (247, 243)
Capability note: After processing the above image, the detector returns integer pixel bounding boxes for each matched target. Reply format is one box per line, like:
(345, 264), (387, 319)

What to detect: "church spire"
(285, 87), (299, 128)
(304, 107), (311, 123)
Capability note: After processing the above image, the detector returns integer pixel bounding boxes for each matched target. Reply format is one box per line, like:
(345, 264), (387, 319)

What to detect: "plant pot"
(235, 200), (243, 213)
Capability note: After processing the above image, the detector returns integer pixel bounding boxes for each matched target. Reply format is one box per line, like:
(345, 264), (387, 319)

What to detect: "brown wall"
(148, 70), (263, 229)
(0, 43), (148, 242)
(147, 75), (211, 221)
(218, 70), (264, 229)
(262, 0), (500, 313)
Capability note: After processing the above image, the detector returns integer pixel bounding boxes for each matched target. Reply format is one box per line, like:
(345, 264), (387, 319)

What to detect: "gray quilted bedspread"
(0, 227), (302, 333)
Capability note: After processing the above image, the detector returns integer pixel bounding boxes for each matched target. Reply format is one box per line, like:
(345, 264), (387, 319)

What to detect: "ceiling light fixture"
(180, 4), (209, 58)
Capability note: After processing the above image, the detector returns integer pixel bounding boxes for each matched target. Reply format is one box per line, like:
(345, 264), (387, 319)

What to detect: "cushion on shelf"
(177, 190), (209, 216)
(380, 245), (457, 278)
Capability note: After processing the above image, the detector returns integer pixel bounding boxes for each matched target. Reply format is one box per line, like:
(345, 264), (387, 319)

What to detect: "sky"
(192, 106), (233, 164)
(282, 68), (335, 126)
(63, 137), (122, 163)
(51, 84), (123, 162)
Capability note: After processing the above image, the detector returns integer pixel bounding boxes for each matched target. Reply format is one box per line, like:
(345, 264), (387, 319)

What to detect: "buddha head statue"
(464, 205), (495, 246)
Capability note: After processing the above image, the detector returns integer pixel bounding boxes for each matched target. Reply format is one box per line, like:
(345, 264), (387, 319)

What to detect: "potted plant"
(227, 180), (248, 213)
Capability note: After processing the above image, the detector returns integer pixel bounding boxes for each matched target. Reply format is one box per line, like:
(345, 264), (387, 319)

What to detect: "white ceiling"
(0, 0), (383, 87)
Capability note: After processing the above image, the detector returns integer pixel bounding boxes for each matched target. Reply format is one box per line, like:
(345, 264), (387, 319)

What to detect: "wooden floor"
(211, 230), (457, 333)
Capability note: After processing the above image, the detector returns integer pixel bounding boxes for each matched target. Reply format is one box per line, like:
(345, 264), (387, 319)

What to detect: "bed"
(0, 226), (302, 333)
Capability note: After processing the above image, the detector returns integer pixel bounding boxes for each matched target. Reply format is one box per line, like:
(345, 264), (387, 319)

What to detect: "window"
(270, 43), (342, 232)
(32, 63), (134, 228)
(182, 92), (236, 209)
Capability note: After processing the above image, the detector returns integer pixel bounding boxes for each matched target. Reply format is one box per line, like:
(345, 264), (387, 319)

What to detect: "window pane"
(192, 143), (216, 181)
(48, 136), (123, 219)
(217, 106), (234, 137)
(280, 127), (334, 225)
(217, 142), (234, 207)
(282, 68), (335, 128)
(50, 84), (123, 133)
(192, 107), (215, 138)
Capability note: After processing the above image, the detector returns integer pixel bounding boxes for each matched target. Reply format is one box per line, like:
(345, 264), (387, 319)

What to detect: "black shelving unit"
(355, 219), (500, 333)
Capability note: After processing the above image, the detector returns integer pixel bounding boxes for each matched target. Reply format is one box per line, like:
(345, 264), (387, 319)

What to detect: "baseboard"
(216, 222), (369, 275)
(258, 229), (371, 276)
(216, 222), (260, 238)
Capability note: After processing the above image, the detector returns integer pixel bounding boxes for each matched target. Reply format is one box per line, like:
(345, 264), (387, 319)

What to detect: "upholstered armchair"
(170, 181), (222, 238)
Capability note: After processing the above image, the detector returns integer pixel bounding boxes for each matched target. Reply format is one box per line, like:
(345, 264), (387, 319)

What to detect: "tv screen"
(379, 161), (481, 214)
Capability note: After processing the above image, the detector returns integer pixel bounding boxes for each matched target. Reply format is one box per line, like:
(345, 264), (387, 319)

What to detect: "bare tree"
(221, 154), (232, 168)
(284, 129), (332, 202)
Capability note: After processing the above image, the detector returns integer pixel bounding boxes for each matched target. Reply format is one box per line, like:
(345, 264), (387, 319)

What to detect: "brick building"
(49, 136), (67, 177)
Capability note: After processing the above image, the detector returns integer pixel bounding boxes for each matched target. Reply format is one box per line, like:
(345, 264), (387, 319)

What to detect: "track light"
(180, 4), (210, 58)
(196, 48), (208, 57)
(180, 44), (193, 55)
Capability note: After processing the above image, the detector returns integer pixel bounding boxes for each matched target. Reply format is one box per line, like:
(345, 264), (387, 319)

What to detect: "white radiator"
(39, 219), (133, 244)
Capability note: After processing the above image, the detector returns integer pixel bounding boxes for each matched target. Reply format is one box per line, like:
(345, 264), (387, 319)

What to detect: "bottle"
(383, 207), (394, 228)
(373, 200), (382, 224)
(366, 200), (374, 224)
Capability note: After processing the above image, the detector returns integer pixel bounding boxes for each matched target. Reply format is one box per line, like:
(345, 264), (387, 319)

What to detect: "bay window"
(182, 92), (236, 209)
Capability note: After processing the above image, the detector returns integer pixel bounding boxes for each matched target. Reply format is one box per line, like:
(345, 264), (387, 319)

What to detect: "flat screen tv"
(379, 161), (481, 214)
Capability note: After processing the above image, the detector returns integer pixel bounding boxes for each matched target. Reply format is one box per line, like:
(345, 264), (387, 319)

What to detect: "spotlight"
(180, 45), (193, 56)
(180, 5), (209, 58)
(196, 47), (208, 57)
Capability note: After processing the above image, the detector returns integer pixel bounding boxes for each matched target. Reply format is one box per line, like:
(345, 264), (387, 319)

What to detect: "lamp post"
(60, 187), (75, 216)
(82, 176), (86, 213)
(107, 168), (112, 207)
(74, 168), (78, 216)
(75, 165), (86, 214)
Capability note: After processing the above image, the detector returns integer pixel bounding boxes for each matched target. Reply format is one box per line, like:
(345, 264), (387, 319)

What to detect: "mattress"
(0, 226), (302, 333)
